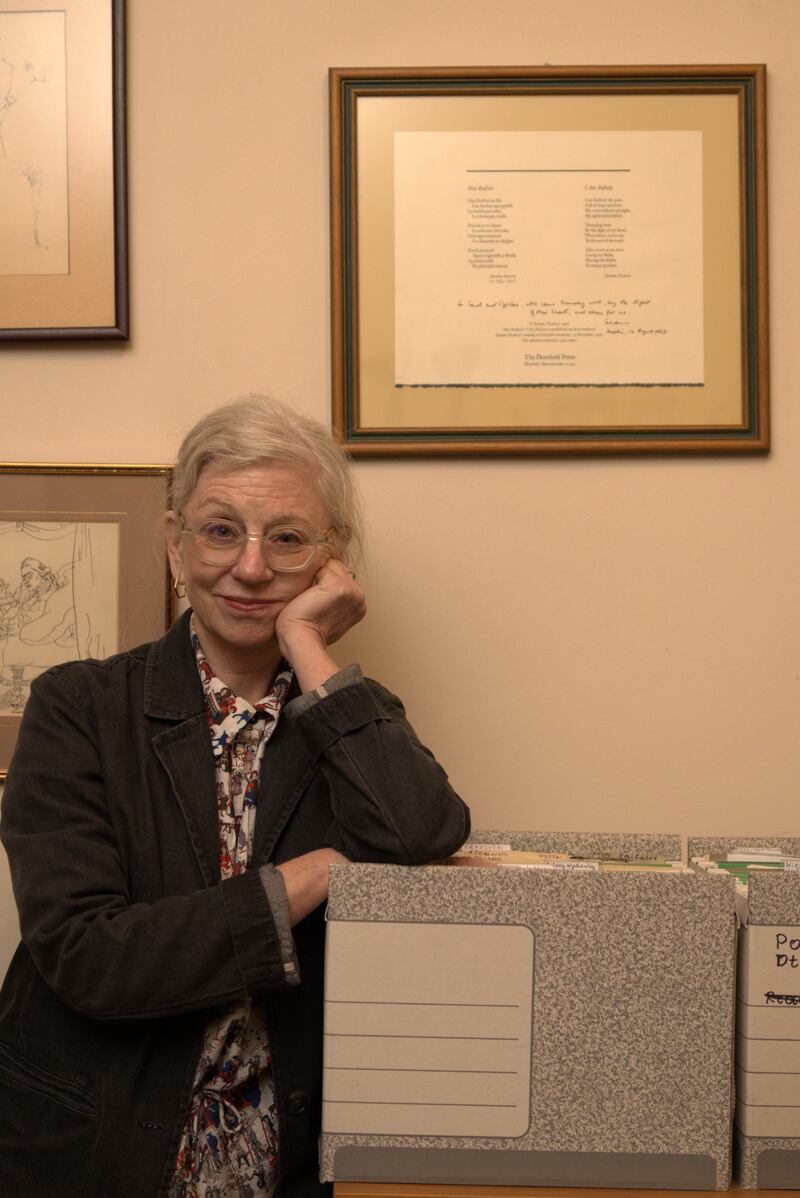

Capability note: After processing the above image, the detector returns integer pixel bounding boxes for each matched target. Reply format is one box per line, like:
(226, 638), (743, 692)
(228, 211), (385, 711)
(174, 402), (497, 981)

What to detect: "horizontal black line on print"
(465, 168), (631, 173)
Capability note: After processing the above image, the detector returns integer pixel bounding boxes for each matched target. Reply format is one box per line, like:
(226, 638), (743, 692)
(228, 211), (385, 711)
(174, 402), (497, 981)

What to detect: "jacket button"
(288, 1090), (308, 1116)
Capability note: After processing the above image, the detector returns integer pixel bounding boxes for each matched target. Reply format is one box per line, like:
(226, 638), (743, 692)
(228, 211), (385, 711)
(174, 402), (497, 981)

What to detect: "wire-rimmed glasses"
(180, 518), (333, 572)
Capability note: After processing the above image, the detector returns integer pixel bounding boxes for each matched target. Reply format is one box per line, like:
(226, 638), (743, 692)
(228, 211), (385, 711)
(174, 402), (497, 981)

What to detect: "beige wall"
(1, 0), (798, 972)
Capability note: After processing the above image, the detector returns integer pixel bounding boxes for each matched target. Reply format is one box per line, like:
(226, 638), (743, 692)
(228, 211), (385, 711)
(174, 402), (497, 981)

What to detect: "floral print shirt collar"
(190, 620), (293, 762)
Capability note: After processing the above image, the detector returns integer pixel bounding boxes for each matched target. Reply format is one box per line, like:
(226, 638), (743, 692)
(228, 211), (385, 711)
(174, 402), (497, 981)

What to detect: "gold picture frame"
(0, 465), (172, 777)
(330, 65), (768, 455)
(0, 0), (127, 339)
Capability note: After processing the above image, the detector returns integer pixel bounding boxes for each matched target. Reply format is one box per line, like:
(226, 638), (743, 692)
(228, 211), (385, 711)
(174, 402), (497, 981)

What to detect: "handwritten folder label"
(322, 921), (534, 1137)
(736, 925), (800, 1137)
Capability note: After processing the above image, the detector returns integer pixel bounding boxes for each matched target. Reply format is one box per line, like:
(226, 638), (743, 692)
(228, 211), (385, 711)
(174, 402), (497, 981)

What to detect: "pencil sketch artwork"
(0, 10), (69, 275)
(0, 520), (119, 716)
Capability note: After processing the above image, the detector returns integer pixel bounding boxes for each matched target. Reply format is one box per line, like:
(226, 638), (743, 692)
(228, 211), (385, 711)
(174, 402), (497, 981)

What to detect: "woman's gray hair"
(170, 393), (363, 563)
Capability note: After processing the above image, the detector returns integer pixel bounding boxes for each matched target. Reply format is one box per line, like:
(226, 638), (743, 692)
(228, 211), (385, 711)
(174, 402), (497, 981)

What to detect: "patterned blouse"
(168, 624), (294, 1198)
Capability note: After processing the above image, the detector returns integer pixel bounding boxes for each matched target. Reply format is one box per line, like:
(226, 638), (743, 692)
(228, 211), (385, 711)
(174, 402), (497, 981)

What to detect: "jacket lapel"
(152, 716), (220, 887)
(144, 612), (221, 886)
(251, 678), (323, 865)
(142, 615), (328, 878)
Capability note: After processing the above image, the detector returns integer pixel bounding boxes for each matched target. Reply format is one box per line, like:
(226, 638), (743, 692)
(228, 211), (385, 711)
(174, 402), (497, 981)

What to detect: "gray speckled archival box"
(691, 839), (800, 1190)
(473, 828), (683, 861)
(320, 838), (737, 1191)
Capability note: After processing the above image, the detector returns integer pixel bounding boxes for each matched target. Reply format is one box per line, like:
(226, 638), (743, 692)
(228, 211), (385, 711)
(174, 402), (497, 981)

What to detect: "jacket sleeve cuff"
(258, 863), (300, 986)
(284, 663), (364, 719)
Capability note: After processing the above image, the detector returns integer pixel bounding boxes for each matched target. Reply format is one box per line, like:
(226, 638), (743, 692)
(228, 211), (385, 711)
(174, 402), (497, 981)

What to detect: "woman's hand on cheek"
(275, 561), (366, 690)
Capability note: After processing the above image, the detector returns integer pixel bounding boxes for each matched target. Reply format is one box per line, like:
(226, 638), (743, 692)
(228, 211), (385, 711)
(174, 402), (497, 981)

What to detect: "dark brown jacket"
(0, 611), (469, 1197)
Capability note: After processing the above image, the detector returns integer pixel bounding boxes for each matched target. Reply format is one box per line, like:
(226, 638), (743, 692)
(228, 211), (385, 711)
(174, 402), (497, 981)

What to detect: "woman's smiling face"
(166, 460), (333, 675)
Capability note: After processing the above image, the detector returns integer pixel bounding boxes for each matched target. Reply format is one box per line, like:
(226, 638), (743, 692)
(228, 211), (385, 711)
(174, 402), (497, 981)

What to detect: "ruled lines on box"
(322, 920), (534, 1137)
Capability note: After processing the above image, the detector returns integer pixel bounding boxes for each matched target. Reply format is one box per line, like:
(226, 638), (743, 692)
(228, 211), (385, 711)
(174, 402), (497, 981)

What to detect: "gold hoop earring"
(172, 577), (187, 599)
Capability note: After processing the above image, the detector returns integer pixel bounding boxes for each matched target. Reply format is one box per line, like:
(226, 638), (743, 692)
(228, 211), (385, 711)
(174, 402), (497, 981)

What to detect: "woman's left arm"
(286, 675), (471, 865)
(276, 558), (470, 863)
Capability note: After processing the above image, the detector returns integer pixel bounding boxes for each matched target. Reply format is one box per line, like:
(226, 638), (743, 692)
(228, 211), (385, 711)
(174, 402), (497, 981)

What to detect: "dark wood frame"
(330, 65), (768, 455)
(0, 0), (128, 339)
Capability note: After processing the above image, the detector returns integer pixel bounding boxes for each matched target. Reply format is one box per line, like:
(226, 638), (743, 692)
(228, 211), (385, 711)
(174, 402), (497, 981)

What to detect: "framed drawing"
(0, 0), (128, 339)
(330, 65), (768, 455)
(0, 466), (172, 777)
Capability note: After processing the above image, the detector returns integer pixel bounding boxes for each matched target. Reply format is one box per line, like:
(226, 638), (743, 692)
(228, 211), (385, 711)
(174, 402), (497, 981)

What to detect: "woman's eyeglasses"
(180, 519), (333, 572)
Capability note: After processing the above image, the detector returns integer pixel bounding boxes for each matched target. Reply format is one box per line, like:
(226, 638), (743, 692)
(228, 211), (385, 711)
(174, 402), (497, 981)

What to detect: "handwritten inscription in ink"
(764, 991), (800, 1005)
(776, 932), (800, 968)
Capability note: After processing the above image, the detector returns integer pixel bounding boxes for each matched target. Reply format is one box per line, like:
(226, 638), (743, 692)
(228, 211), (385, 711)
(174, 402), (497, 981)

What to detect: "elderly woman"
(0, 395), (470, 1198)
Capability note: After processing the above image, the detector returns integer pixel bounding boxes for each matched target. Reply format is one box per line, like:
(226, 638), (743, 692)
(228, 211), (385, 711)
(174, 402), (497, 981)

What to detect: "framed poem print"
(0, 465), (172, 776)
(0, 0), (128, 339)
(330, 65), (769, 455)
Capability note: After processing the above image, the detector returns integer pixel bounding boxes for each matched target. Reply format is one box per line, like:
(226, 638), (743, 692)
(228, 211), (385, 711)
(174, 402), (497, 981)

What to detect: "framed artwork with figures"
(0, 465), (172, 777)
(0, 0), (127, 338)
